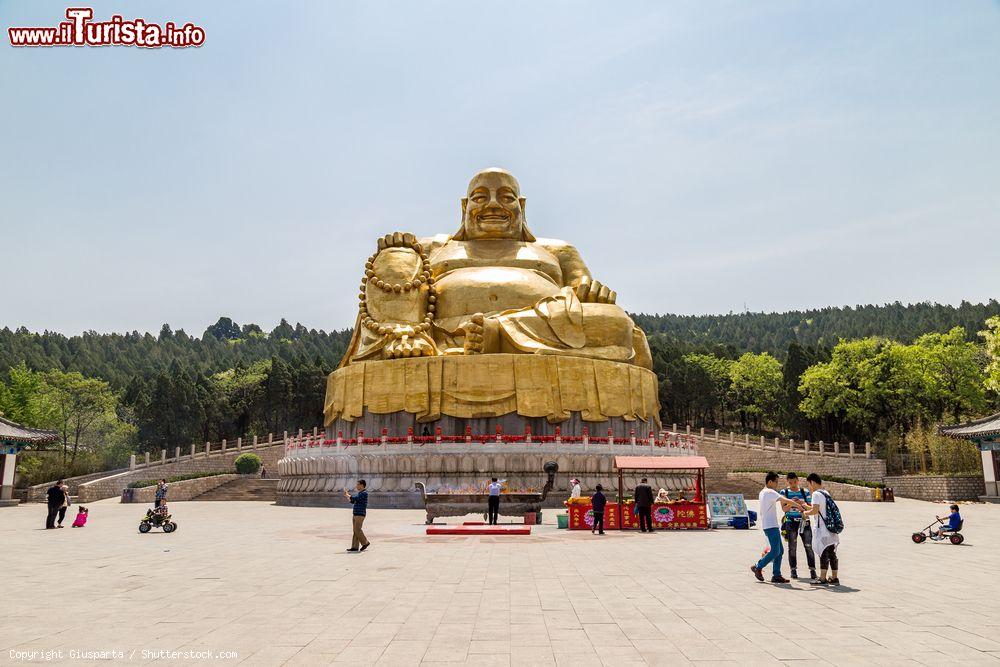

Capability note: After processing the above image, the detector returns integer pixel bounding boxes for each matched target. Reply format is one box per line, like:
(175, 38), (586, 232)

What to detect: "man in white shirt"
(487, 477), (505, 525)
(750, 471), (806, 584)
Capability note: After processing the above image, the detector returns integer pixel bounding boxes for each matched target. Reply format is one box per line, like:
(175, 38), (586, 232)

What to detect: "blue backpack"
(818, 490), (844, 534)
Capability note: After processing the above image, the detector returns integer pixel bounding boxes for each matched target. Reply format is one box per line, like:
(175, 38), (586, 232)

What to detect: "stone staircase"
(191, 477), (278, 502)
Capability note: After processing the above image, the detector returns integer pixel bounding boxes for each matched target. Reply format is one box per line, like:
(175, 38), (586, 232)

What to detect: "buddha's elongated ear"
(454, 197), (469, 240)
(519, 197), (536, 241)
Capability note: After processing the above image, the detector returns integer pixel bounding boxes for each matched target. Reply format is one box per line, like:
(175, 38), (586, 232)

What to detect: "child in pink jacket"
(71, 506), (89, 527)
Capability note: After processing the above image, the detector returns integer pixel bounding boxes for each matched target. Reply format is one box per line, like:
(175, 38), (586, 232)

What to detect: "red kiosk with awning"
(566, 455), (710, 530)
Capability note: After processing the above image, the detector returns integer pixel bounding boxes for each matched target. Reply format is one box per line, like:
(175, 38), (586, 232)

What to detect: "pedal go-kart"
(911, 517), (963, 544)
(139, 508), (177, 533)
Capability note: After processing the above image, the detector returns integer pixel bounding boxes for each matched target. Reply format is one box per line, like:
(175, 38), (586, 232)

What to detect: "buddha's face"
(461, 171), (526, 240)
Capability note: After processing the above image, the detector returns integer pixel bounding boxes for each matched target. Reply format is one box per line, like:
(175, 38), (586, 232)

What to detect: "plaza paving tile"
(3, 498), (1000, 666)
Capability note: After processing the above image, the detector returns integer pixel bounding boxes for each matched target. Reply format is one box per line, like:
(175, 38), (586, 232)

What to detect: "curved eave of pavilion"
(0, 416), (60, 448)
(939, 412), (1000, 441)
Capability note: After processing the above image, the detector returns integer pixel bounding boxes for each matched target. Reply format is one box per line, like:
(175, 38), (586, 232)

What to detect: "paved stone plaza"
(3, 498), (999, 666)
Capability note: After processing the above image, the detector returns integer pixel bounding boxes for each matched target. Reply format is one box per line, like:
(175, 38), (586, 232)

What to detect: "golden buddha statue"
(341, 168), (652, 369)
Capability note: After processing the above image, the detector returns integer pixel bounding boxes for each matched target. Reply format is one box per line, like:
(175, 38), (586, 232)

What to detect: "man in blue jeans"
(751, 471), (807, 584)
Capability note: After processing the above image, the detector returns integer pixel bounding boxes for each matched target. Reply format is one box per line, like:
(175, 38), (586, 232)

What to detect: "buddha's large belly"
(434, 267), (561, 321)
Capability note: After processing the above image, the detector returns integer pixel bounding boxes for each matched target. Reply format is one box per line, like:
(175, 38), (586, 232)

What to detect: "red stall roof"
(614, 455), (709, 471)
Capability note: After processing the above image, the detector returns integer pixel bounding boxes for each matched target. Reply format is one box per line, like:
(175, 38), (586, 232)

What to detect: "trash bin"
(523, 511), (536, 525)
(120, 488), (134, 503)
(557, 513), (569, 529)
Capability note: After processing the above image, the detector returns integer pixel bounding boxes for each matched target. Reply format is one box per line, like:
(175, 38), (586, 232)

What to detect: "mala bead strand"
(357, 232), (438, 337)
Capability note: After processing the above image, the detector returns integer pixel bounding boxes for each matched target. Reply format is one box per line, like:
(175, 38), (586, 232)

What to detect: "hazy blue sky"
(3, 1), (998, 335)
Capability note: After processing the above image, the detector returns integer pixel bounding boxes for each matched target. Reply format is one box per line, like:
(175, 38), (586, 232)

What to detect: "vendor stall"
(567, 455), (710, 530)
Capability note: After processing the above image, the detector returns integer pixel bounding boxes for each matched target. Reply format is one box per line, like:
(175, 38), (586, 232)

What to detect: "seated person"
(153, 502), (169, 518)
(933, 504), (962, 540)
(655, 488), (670, 503)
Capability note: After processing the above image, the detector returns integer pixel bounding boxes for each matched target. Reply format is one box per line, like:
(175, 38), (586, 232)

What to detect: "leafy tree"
(730, 352), (782, 431)
(0, 362), (47, 425)
(36, 370), (131, 467)
(912, 327), (986, 422)
(981, 316), (1000, 394)
(204, 317), (242, 341)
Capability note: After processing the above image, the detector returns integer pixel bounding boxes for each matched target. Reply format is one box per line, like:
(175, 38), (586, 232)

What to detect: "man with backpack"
(802, 473), (842, 586)
(780, 473), (817, 580)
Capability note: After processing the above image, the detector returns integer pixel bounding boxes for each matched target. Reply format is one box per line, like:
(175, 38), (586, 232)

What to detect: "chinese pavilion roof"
(940, 412), (1000, 440)
(0, 416), (59, 446)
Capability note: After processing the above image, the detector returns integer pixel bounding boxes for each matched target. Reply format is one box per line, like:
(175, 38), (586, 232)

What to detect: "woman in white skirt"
(802, 473), (840, 586)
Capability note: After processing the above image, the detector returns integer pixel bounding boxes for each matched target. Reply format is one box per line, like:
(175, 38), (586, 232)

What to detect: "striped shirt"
(349, 490), (368, 516)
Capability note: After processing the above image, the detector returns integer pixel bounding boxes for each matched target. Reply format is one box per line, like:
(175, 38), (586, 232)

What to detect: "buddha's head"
(454, 168), (536, 242)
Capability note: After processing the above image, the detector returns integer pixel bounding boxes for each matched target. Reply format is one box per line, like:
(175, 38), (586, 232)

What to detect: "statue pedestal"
(323, 354), (660, 438)
(277, 355), (671, 508)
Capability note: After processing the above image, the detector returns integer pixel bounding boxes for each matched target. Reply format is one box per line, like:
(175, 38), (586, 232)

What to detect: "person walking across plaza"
(344, 479), (370, 552)
(634, 477), (655, 532)
(487, 477), (505, 525)
(802, 473), (842, 586)
(45, 479), (65, 529)
(750, 472), (806, 584)
(591, 484), (607, 535)
(154, 479), (168, 509)
(780, 472), (816, 580)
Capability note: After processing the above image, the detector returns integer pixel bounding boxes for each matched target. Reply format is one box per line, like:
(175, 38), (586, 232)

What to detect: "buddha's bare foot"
(462, 314), (500, 355)
(462, 314), (486, 354)
(384, 324), (436, 358)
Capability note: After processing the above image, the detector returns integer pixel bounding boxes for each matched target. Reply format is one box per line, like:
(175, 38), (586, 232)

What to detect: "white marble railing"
(671, 424), (872, 459)
(281, 430), (700, 459)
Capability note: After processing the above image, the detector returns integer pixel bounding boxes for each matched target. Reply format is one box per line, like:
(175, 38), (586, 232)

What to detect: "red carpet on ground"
(426, 524), (531, 535)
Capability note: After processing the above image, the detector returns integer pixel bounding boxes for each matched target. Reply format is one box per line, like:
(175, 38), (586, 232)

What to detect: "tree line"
(2, 306), (999, 482)
(0, 318), (350, 484)
(649, 318), (1000, 474)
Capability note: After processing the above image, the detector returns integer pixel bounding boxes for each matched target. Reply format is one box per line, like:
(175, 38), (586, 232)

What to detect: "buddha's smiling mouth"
(477, 213), (510, 224)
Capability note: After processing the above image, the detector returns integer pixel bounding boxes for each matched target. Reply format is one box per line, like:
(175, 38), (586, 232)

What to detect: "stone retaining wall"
(125, 474), (242, 503)
(26, 467), (128, 502)
(77, 446), (284, 503)
(727, 471), (878, 502)
(884, 475), (985, 502)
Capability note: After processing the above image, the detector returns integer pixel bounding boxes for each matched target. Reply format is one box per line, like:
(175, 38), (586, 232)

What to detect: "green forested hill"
(0, 318), (352, 388)
(1, 303), (998, 478)
(632, 300), (1000, 357)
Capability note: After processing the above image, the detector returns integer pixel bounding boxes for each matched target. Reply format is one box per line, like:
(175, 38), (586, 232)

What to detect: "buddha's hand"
(574, 276), (617, 304)
(377, 231), (419, 251)
(384, 324), (436, 358)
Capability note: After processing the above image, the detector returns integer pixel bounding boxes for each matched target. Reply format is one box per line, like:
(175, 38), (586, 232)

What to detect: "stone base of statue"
(275, 441), (697, 508)
(323, 354), (659, 436)
(275, 355), (697, 508)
